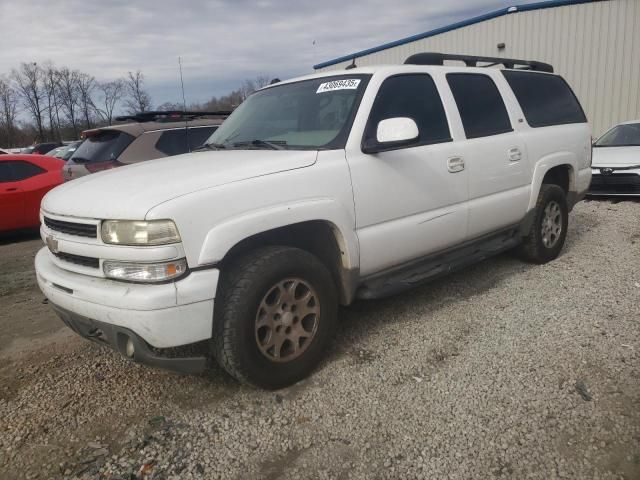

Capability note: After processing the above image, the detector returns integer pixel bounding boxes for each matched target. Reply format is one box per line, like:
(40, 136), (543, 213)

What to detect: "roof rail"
(114, 110), (232, 123)
(404, 52), (553, 73)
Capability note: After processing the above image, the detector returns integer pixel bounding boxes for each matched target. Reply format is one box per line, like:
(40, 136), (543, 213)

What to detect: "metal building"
(313, 0), (639, 135)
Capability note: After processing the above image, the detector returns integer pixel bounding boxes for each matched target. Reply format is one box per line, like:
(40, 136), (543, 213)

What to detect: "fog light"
(125, 338), (135, 358)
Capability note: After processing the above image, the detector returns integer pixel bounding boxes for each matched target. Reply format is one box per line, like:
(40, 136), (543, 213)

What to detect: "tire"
(212, 246), (338, 389)
(517, 183), (569, 264)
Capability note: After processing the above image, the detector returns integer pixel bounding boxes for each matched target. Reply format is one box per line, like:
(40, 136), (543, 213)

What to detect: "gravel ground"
(0, 199), (639, 480)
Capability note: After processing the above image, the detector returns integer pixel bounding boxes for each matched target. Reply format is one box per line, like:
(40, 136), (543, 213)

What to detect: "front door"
(345, 73), (468, 277)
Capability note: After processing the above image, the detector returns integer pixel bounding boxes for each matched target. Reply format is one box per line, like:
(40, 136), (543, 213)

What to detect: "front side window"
(447, 73), (512, 139)
(70, 130), (134, 164)
(10, 161), (45, 181)
(206, 75), (370, 150)
(364, 74), (451, 148)
(595, 123), (640, 147)
(502, 70), (586, 128)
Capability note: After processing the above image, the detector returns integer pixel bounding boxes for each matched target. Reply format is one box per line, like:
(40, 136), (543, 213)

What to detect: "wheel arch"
(217, 220), (358, 305)
(528, 154), (577, 211)
(196, 200), (359, 305)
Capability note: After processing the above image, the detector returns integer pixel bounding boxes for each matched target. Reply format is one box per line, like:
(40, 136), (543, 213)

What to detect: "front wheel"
(517, 184), (569, 264)
(212, 246), (338, 389)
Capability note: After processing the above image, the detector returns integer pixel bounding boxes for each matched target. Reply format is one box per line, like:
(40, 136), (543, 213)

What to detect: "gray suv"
(63, 111), (228, 181)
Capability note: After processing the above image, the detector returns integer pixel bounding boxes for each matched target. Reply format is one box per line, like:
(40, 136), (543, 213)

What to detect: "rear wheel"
(517, 184), (568, 264)
(212, 246), (338, 389)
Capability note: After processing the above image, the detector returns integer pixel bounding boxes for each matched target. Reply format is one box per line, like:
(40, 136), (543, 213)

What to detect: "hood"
(43, 149), (318, 219)
(592, 146), (640, 167)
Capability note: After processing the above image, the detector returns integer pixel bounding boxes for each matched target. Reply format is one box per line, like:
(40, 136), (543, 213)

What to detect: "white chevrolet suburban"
(35, 53), (592, 389)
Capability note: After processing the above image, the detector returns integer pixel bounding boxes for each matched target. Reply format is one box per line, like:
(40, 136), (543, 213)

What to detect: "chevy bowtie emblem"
(600, 167), (614, 175)
(46, 235), (59, 254)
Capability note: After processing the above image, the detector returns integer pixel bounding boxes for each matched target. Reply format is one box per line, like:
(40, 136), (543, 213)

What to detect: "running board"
(356, 227), (521, 300)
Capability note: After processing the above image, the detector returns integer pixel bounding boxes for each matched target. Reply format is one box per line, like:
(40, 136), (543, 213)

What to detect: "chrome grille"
(44, 217), (97, 238)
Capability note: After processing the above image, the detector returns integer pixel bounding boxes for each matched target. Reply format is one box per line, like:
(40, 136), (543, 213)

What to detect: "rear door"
(0, 162), (25, 231)
(445, 72), (530, 238)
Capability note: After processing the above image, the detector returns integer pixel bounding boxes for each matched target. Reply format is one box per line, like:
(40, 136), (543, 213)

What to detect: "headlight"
(101, 220), (180, 245)
(103, 259), (187, 282)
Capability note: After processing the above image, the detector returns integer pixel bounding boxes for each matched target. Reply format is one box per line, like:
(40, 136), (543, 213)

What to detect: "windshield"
(69, 131), (134, 163)
(205, 75), (370, 150)
(595, 123), (640, 147)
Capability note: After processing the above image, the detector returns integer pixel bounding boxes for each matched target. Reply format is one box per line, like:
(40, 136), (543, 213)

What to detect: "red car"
(0, 154), (64, 232)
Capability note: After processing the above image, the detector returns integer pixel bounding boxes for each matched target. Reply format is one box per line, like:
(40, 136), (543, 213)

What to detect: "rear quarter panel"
(523, 123), (592, 210)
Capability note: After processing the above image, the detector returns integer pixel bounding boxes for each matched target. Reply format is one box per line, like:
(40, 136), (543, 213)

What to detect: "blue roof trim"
(313, 0), (597, 69)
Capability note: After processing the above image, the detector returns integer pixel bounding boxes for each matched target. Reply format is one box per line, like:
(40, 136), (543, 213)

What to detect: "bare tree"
(56, 67), (81, 137)
(254, 75), (271, 89)
(95, 79), (124, 125)
(77, 72), (96, 129)
(124, 71), (152, 114)
(12, 62), (46, 142)
(42, 63), (62, 141)
(0, 77), (19, 147)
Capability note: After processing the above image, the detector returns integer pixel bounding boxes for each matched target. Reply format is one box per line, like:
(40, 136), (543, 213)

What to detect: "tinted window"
(36, 143), (62, 154)
(447, 74), (512, 139)
(0, 162), (12, 182)
(70, 131), (134, 163)
(155, 126), (217, 156)
(502, 71), (586, 127)
(10, 161), (46, 180)
(364, 74), (450, 148)
(188, 126), (216, 150)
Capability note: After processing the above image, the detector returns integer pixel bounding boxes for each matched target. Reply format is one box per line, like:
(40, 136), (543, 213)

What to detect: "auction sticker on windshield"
(316, 79), (361, 93)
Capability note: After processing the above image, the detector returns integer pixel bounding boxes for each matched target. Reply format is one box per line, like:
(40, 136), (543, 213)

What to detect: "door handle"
(447, 156), (465, 173)
(5, 187), (18, 192)
(508, 147), (522, 162)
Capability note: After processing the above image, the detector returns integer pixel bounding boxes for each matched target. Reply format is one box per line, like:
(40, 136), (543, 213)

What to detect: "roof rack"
(404, 52), (553, 73)
(114, 110), (232, 123)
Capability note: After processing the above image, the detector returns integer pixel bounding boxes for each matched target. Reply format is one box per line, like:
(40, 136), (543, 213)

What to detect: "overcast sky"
(0, 0), (540, 107)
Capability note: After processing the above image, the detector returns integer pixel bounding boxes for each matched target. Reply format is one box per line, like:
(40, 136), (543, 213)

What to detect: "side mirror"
(362, 117), (419, 154)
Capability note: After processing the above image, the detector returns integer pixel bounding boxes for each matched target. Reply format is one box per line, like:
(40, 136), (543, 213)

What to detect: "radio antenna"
(178, 56), (190, 152)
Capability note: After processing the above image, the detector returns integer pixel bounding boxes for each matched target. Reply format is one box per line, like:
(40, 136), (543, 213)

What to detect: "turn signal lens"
(103, 259), (187, 283)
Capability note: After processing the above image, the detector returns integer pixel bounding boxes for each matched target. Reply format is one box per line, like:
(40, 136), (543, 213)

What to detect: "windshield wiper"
(233, 139), (287, 150)
(192, 142), (230, 152)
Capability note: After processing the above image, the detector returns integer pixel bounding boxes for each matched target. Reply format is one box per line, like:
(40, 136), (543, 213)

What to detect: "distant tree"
(124, 71), (152, 114)
(156, 101), (183, 111)
(77, 72), (96, 129)
(0, 77), (19, 147)
(12, 62), (46, 142)
(95, 79), (124, 125)
(56, 67), (81, 137)
(42, 62), (62, 141)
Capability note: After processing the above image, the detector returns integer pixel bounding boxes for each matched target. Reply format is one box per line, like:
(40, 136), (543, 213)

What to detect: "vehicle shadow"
(0, 228), (40, 246)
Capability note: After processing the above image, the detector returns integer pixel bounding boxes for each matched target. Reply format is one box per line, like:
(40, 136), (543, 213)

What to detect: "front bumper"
(51, 303), (208, 373)
(589, 167), (640, 196)
(35, 247), (219, 350)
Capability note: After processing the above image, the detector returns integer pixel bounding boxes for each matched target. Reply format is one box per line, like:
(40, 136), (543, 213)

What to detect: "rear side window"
(502, 71), (586, 127)
(10, 161), (46, 181)
(70, 131), (134, 163)
(364, 74), (451, 148)
(155, 126), (217, 156)
(447, 73), (512, 139)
